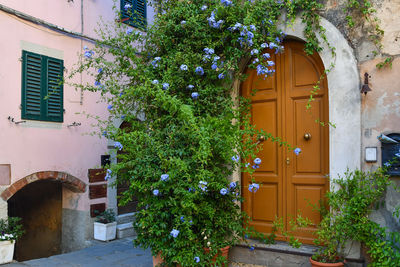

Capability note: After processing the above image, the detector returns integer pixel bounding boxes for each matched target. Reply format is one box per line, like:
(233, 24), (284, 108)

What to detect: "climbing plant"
(72, 0), (390, 266)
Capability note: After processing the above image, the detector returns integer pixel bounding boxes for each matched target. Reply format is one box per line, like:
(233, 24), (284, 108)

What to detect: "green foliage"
(0, 217), (24, 241)
(312, 168), (400, 265)
(376, 57), (393, 69)
(95, 209), (116, 224)
(71, 0), (391, 266)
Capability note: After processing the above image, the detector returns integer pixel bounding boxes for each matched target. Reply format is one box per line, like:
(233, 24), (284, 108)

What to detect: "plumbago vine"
(72, 0), (388, 266)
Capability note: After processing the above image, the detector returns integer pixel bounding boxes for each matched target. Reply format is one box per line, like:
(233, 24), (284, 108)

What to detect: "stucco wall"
(0, 0), (155, 252)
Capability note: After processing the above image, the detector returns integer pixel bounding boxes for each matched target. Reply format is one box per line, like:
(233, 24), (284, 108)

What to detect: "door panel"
(241, 40), (329, 244)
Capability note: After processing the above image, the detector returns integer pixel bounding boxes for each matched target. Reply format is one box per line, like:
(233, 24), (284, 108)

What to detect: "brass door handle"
(304, 133), (311, 141)
(286, 157), (290, 165)
(258, 135), (265, 142)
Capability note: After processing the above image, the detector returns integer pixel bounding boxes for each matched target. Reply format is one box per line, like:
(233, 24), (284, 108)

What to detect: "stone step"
(116, 212), (136, 224)
(116, 222), (136, 239)
(228, 241), (364, 267)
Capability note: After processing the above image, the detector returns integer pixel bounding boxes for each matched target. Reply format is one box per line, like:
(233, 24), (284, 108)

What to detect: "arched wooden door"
(241, 40), (329, 244)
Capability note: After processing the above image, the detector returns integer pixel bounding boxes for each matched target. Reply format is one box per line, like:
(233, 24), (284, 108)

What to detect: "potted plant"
(0, 217), (24, 264)
(310, 167), (400, 266)
(94, 209), (117, 241)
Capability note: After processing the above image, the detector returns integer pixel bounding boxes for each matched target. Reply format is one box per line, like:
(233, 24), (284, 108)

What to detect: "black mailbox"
(381, 133), (400, 176)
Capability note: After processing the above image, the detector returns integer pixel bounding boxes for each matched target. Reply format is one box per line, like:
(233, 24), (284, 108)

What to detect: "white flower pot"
(0, 240), (15, 264)
(94, 222), (117, 241)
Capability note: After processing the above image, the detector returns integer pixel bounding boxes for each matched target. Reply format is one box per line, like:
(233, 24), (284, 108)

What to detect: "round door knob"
(304, 133), (311, 141)
(258, 135), (265, 142)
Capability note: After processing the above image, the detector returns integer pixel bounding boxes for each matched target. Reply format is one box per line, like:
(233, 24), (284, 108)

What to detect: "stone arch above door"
(234, 16), (361, 180)
(1, 171), (86, 201)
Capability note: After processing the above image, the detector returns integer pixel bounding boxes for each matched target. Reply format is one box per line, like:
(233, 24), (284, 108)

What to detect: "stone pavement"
(3, 238), (153, 267)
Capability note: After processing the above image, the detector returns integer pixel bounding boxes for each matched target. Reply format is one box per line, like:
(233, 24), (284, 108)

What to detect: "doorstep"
(229, 239), (365, 267)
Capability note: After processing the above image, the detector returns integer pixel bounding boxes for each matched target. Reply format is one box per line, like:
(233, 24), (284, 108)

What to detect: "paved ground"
(2, 238), (265, 267)
(3, 238), (153, 267)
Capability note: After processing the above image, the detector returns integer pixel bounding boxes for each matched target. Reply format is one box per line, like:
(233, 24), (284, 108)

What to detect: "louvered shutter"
(134, 0), (146, 28)
(121, 0), (146, 28)
(46, 57), (64, 122)
(21, 51), (63, 122)
(22, 51), (43, 120)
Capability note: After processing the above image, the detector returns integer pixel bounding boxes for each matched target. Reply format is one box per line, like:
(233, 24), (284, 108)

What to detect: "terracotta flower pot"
(310, 257), (344, 267)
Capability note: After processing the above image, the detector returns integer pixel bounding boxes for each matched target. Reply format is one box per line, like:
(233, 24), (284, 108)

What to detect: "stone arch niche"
(4, 171), (86, 261)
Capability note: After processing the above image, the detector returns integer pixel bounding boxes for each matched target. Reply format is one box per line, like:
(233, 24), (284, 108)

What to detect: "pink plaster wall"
(0, 0), (155, 212)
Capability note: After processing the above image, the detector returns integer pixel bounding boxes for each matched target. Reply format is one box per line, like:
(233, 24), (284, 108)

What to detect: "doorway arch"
(4, 172), (86, 261)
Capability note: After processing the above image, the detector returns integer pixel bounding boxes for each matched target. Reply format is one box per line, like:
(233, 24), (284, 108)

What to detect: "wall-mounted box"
(381, 133), (400, 176)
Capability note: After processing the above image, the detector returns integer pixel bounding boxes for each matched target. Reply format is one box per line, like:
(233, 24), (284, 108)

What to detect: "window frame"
(21, 50), (64, 123)
(120, 0), (147, 29)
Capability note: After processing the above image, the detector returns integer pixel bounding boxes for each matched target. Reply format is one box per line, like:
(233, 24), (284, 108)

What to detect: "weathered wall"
(321, 0), (400, 250)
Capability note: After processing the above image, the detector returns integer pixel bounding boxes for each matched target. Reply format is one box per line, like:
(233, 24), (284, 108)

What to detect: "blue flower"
(121, 115), (126, 119)
(195, 67), (204, 75)
(248, 183), (260, 193)
(161, 174), (169, 181)
(126, 28), (133, 35)
(83, 45), (88, 50)
(267, 60), (275, 66)
(124, 3), (132, 10)
(221, 0), (233, 6)
(384, 162), (391, 167)
(254, 158), (262, 165)
(269, 42), (278, 49)
(102, 130), (107, 137)
(249, 246), (255, 251)
(252, 58), (259, 64)
(262, 53), (271, 59)
(119, 92), (124, 97)
(203, 48), (214, 55)
(211, 63), (218, 70)
(294, 148), (301, 155)
(84, 50), (94, 58)
(104, 169), (112, 181)
(180, 216), (185, 222)
(114, 141), (123, 151)
(261, 43), (268, 48)
(218, 73), (225, 79)
(162, 83), (170, 90)
(247, 31), (254, 39)
(170, 229), (179, 238)
(229, 182), (237, 189)
(194, 256), (200, 263)
(191, 92), (199, 99)
(231, 155), (239, 162)
(199, 181), (207, 192)
(187, 84), (194, 90)
(107, 104), (113, 110)
(151, 57), (161, 68)
(188, 187), (195, 192)
(153, 189), (160, 196)
(249, 25), (256, 31)
(252, 164), (260, 169)
(201, 5), (207, 11)
(213, 56), (220, 62)
(180, 64), (188, 71)
(94, 81), (101, 86)
(220, 188), (228, 195)
(98, 68), (103, 73)
(152, 79), (159, 85)
(181, 20), (186, 25)
(251, 49), (259, 55)
(395, 152), (400, 158)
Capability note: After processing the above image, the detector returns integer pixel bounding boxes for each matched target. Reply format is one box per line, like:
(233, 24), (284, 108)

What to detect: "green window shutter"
(21, 51), (64, 122)
(121, 0), (146, 28)
(46, 57), (64, 122)
(22, 51), (43, 121)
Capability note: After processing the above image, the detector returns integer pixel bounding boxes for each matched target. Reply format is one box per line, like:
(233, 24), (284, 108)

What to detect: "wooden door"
(241, 40), (329, 244)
